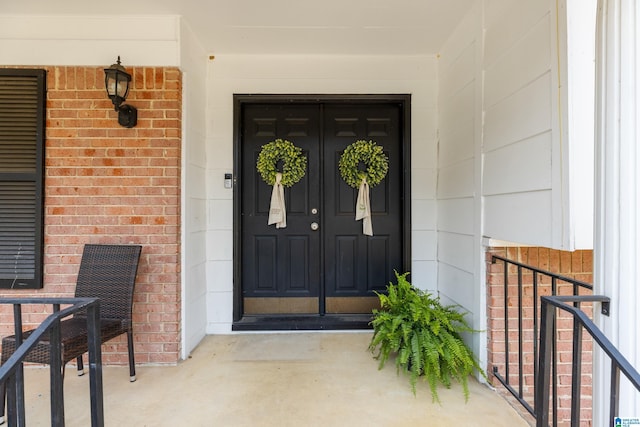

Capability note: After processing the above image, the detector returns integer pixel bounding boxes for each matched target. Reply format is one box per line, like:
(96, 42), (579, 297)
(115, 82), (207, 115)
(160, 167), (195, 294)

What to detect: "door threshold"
(232, 314), (373, 331)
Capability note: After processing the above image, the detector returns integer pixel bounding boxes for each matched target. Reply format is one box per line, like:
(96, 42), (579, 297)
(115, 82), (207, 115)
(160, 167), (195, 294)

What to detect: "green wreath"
(256, 139), (307, 187)
(339, 140), (389, 188)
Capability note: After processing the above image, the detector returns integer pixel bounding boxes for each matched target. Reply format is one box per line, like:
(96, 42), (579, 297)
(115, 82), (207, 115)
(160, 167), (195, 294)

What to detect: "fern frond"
(368, 270), (486, 403)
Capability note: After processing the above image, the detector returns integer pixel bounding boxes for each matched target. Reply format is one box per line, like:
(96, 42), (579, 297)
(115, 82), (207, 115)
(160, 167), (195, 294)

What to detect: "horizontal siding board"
(484, 190), (552, 247)
(484, 14), (551, 108)
(410, 167), (437, 199)
(439, 41), (476, 101)
(438, 232), (474, 273)
(437, 158), (474, 199)
(439, 31), (476, 179)
(484, 0), (551, 67)
(0, 15), (179, 41)
(412, 230), (437, 261)
(0, 40), (181, 67)
(211, 54), (438, 81)
(483, 132), (553, 195)
(484, 72), (552, 152)
(439, 81), (475, 152)
(437, 263), (474, 313)
(411, 199), (436, 231)
(439, 117), (475, 167)
(409, 260), (437, 293)
(437, 197), (474, 235)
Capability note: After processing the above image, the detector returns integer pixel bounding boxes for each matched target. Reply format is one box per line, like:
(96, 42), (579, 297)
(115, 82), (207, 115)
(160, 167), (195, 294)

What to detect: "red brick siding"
(0, 66), (182, 365)
(487, 247), (594, 426)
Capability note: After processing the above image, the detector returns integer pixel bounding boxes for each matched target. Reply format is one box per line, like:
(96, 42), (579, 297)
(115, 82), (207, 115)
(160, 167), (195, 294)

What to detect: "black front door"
(235, 96), (409, 325)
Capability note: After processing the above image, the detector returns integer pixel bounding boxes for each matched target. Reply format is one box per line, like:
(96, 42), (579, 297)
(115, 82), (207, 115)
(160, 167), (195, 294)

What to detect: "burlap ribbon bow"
(355, 177), (373, 236)
(268, 172), (286, 228)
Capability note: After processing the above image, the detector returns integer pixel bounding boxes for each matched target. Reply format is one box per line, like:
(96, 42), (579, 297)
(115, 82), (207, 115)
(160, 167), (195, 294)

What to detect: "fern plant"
(368, 271), (487, 403)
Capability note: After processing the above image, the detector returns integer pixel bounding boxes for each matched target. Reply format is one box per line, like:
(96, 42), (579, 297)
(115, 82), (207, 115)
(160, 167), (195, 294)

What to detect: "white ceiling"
(4, 0), (475, 55)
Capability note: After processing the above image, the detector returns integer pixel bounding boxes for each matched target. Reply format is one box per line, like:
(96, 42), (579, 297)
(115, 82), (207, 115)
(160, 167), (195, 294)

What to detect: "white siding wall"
(179, 21), (209, 359)
(205, 54), (439, 332)
(436, 0), (595, 364)
(483, 0), (559, 247)
(482, 0), (595, 250)
(0, 15), (180, 66)
(437, 2), (486, 368)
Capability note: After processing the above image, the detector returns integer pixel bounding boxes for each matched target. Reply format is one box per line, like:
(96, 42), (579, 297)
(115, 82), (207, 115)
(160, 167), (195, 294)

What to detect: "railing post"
(503, 258), (510, 383)
(49, 304), (64, 427)
(533, 271), (539, 412)
(86, 302), (104, 427)
(551, 277), (558, 426)
(571, 315), (583, 426)
(610, 361), (620, 427)
(0, 298), (106, 426)
(517, 266), (524, 399)
(536, 297), (555, 427)
(6, 304), (25, 427)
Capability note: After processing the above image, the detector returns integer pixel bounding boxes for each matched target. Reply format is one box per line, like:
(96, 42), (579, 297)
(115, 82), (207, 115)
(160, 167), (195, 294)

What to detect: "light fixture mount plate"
(118, 104), (137, 128)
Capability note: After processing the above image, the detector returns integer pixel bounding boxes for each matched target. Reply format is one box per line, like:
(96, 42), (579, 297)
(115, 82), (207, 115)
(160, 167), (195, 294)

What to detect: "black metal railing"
(0, 298), (104, 427)
(490, 255), (594, 420)
(536, 295), (640, 427)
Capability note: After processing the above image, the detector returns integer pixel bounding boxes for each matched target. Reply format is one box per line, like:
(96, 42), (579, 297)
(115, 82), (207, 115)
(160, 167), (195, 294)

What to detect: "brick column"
(0, 65), (182, 367)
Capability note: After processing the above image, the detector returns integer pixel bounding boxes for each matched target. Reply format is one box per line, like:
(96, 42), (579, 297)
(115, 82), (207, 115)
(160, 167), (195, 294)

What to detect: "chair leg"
(0, 380), (5, 425)
(76, 356), (84, 376)
(127, 330), (136, 382)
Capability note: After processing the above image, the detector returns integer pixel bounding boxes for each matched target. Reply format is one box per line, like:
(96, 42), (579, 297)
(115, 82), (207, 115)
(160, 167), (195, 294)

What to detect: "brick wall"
(487, 246), (594, 426)
(0, 65), (182, 365)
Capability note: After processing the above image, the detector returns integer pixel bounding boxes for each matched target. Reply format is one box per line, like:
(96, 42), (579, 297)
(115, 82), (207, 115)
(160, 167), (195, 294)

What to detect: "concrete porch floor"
(16, 332), (529, 426)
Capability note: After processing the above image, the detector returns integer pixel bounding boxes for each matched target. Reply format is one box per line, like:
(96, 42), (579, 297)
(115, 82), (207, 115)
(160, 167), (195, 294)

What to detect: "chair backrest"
(74, 244), (142, 321)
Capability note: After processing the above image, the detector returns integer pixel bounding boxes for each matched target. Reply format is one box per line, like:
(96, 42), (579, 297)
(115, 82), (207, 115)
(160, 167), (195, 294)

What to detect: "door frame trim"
(232, 94), (412, 327)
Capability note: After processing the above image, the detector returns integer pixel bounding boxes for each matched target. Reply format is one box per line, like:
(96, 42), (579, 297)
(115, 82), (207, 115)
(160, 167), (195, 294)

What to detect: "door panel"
(241, 104), (321, 313)
(240, 100), (404, 318)
(322, 104), (403, 306)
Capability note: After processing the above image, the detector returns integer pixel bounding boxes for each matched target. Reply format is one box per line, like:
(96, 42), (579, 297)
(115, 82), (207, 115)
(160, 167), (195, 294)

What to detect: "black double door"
(239, 100), (406, 318)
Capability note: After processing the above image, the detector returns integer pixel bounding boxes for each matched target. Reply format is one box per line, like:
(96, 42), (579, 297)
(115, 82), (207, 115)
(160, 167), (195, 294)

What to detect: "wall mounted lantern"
(104, 56), (137, 128)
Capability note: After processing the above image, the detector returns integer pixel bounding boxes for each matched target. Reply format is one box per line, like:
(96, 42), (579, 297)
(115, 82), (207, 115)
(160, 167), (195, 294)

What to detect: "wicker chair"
(0, 244), (142, 418)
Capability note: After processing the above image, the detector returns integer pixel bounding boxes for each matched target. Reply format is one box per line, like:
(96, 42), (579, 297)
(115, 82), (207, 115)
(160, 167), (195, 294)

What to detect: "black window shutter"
(0, 69), (46, 289)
